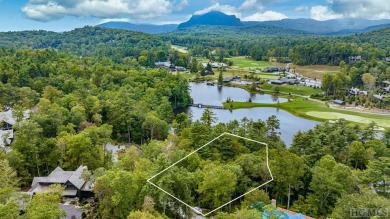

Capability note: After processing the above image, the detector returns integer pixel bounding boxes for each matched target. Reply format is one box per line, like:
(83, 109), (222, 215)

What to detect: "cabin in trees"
(383, 57), (390, 62)
(202, 62), (228, 68)
(155, 61), (173, 68)
(263, 66), (281, 72)
(0, 110), (30, 148)
(348, 88), (368, 96)
(348, 56), (362, 62)
(29, 166), (94, 200)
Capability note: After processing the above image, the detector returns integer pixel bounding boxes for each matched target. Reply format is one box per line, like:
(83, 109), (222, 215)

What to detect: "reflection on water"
(180, 106), (319, 147)
(190, 83), (287, 106)
(181, 83), (319, 147)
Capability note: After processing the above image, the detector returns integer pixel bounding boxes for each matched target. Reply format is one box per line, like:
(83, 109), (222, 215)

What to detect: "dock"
(188, 103), (226, 110)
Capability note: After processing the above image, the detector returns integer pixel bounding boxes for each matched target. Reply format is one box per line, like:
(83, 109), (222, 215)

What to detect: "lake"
(189, 82), (288, 105)
(183, 83), (319, 147)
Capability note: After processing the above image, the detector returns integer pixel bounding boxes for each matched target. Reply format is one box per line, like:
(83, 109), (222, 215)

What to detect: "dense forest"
(0, 48), (191, 182)
(0, 27), (169, 63)
(161, 27), (390, 65)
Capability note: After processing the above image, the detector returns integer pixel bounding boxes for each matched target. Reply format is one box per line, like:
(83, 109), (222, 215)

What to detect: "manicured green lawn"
(261, 84), (322, 96)
(223, 97), (390, 128)
(227, 56), (274, 70)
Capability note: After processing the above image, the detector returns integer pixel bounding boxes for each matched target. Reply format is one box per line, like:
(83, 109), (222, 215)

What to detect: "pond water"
(183, 83), (320, 147)
(190, 83), (287, 106)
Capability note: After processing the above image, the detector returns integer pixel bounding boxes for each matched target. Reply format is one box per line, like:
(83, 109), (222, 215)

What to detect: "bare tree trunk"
(126, 121), (131, 143)
(287, 184), (291, 209)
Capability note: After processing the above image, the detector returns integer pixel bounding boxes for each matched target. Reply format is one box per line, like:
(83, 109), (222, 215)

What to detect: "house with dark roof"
(0, 110), (30, 148)
(155, 61), (172, 68)
(268, 79), (284, 85)
(203, 70), (214, 75)
(333, 99), (346, 105)
(223, 77), (233, 83)
(29, 166), (94, 200)
(349, 56), (362, 62)
(263, 66), (281, 72)
(348, 87), (368, 96)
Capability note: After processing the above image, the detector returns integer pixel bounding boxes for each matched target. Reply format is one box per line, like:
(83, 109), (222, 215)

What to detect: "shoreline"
(222, 97), (390, 129)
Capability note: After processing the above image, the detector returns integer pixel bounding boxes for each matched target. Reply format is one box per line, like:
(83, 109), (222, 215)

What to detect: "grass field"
(306, 111), (390, 128)
(289, 64), (340, 79)
(227, 56), (276, 70)
(224, 70), (280, 79)
(261, 83), (322, 96)
(223, 97), (390, 128)
(171, 45), (189, 53)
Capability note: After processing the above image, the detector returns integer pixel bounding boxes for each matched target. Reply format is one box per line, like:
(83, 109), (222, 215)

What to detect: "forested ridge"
(161, 27), (390, 65)
(0, 26), (389, 66)
(0, 26), (169, 63)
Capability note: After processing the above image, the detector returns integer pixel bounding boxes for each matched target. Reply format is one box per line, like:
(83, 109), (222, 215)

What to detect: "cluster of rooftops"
(27, 166), (94, 200)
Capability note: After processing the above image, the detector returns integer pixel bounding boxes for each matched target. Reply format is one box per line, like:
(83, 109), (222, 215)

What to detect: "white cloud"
(238, 0), (263, 11)
(242, 11), (287, 21)
(310, 0), (390, 21)
(310, 6), (343, 21)
(194, 3), (241, 18)
(330, 0), (390, 19)
(295, 6), (309, 12)
(22, 0), (185, 22)
(99, 18), (130, 24)
(22, 2), (67, 21)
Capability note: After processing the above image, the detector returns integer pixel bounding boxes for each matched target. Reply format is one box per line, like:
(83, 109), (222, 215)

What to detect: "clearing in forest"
(227, 56), (274, 70)
(289, 64), (340, 79)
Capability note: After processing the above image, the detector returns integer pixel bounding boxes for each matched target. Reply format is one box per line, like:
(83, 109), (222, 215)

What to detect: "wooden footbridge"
(187, 103), (226, 110)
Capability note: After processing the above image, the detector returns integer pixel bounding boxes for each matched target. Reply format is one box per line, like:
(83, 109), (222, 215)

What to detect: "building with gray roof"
(29, 166), (94, 200)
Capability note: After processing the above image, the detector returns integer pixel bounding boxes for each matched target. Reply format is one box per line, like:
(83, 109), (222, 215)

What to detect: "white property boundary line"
(147, 132), (274, 217)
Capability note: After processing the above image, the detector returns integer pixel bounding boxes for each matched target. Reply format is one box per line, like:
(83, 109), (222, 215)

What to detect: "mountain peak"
(178, 11), (242, 29)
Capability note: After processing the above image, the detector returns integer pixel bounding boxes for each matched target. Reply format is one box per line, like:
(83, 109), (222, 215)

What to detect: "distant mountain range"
(256, 18), (390, 34)
(97, 22), (178, 34)
(97, 11), (390, 36)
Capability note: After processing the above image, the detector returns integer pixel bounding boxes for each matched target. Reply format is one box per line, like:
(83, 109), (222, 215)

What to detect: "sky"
(0, 0), (389, 32)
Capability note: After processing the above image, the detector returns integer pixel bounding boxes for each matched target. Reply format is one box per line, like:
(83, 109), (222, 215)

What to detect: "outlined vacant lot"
(147, 132), (273, 217)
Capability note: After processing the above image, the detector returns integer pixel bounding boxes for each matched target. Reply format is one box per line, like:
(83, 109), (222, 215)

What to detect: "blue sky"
(0, 0), (389, 32)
